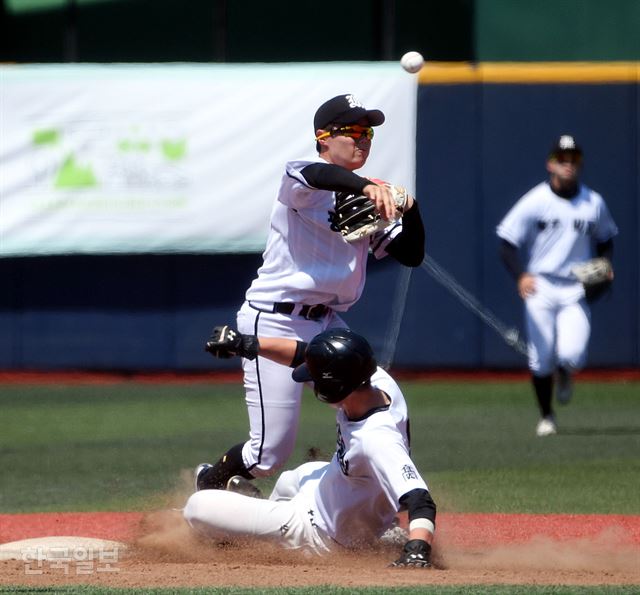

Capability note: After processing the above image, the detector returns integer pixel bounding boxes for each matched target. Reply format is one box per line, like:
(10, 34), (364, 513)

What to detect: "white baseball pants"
(183, 462), (332, 554)
(235, 301), (345, 477)
(525, 275), (591, 376)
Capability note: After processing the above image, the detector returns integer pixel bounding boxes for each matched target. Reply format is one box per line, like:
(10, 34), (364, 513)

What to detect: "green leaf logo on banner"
(54, 154), (98, 188)
(32, 128), (60, 146)
(118, 139), (151, 152)
(161, 139), (187, 161)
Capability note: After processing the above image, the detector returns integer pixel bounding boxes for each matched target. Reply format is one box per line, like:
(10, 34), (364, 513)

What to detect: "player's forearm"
(399, 488), (436, 539)
(385, 201), (425, 266)
(205, 327), (307, 366)
(596, 238), (613, 261)
(254, 337), (298, 366)
(393, 488), (436, 568)
(252, 337), (309, 368)
(499, 239), (525, 280)
(300, 162), (369, 194)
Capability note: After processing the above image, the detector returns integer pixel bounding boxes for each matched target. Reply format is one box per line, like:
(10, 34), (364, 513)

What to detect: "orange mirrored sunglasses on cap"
(315, 125), (374, 141)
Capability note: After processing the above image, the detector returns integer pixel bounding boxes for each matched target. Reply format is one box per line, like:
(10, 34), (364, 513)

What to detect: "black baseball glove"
(328, 192), (382, 242)
(391, 539), (432, 568)
(204, 325), (259, 360)
(329, 184), (411, 242)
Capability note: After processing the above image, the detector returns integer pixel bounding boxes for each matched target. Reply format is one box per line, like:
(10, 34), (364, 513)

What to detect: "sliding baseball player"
(185, 327), (436, 567)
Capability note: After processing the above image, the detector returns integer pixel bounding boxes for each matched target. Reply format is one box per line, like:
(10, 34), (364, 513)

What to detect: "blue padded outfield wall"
(1, 63), (639, 371)
(409, 64), (639, 369)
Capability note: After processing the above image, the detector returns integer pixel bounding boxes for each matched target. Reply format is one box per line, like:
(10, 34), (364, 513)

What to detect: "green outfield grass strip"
(2, 586), (639, 594)
(2, 378), (639, 594)
(2, 380), (638, 515)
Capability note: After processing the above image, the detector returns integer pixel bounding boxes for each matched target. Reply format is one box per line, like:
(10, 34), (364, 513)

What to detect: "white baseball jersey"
(310, 367), (428, 547)
(496, 182), (618, 278)
(245, 158), (402, 312)
(184, 366), (429, 553)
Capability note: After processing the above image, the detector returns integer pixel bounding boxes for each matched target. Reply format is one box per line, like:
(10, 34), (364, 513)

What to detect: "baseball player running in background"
(497, 135), (618, 437)
(184, 326), (436, 567)
(195, 94), (425, 490)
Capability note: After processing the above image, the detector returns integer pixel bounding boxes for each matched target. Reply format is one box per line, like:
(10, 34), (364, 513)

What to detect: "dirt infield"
(1, 511), (639, 589)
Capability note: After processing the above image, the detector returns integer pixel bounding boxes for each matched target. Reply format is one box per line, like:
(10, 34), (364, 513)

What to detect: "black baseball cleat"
(556, 366), (573, 405)
(226, 475), (263, 498)
(194, 463), (214, 491)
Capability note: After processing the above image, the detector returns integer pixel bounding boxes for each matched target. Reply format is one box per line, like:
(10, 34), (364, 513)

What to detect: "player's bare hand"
(362, 183), (396, 221)
(517, 273), (537, 299)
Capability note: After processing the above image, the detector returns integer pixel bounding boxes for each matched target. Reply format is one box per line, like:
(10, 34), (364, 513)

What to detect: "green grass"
(403, 380), (640, 513)
(0, 378), (639, 514)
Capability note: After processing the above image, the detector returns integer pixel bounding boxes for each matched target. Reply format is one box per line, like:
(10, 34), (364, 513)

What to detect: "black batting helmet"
(291, 328), (377, 403)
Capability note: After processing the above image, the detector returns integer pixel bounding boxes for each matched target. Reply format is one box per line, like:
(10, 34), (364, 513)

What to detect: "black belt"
(273, 302), (331, 320)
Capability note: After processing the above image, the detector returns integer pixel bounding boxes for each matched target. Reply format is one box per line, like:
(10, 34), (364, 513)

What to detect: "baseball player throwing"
(497, 135), (618, 436)
(195, 94), (425, 490)
(184, 327), (436, 567)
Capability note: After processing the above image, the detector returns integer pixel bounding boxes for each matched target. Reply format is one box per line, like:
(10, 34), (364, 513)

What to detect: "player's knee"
(183, 491), (235, 541)
(531, 361), (554, 376)
(270, 462), (328, 500)
(184, 491), (230, 534)
(559, 352), (586, 371)
(528, 348), (554, 377)
(270, 469), (298, 500)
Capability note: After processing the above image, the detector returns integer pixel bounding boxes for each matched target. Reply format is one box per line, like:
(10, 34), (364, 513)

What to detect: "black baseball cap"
(549, 134), (583, 157)
(313, 94), (385, 131)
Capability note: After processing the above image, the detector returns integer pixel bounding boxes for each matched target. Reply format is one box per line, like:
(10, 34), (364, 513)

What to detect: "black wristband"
(240, 335), (260, 360)
(290, 341), (308, 367)
(404, 539), (431, 555)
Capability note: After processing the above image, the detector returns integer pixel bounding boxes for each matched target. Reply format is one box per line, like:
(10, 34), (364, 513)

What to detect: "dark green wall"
(3, 0), (640, 64)
(476, 0), (640, 61)
(0, 0), (473, 63)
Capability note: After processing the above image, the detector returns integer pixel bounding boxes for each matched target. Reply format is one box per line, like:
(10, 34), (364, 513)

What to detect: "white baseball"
(400, 51), (424, 74)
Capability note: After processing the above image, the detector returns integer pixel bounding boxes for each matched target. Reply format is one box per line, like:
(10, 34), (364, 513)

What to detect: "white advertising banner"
(0, 63), (417, 255)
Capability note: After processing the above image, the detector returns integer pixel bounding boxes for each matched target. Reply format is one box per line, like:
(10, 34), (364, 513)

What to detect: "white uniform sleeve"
(281, 158), (327, 210)
(496, 182), (549, 248)
(283, 158), (401, 259)
(593, 192), (619, 242)
(497, 200), (532, 247)
(361, 428), (428, 507)
(370, 220), (402, 259)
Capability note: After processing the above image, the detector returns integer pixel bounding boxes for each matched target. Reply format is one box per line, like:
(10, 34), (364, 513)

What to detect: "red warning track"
(2, 511), (639, 548)
(0, 368), (639, 385)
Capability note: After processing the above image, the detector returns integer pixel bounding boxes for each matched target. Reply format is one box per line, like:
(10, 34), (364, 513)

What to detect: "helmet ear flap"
(313, 379), (351, 404)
